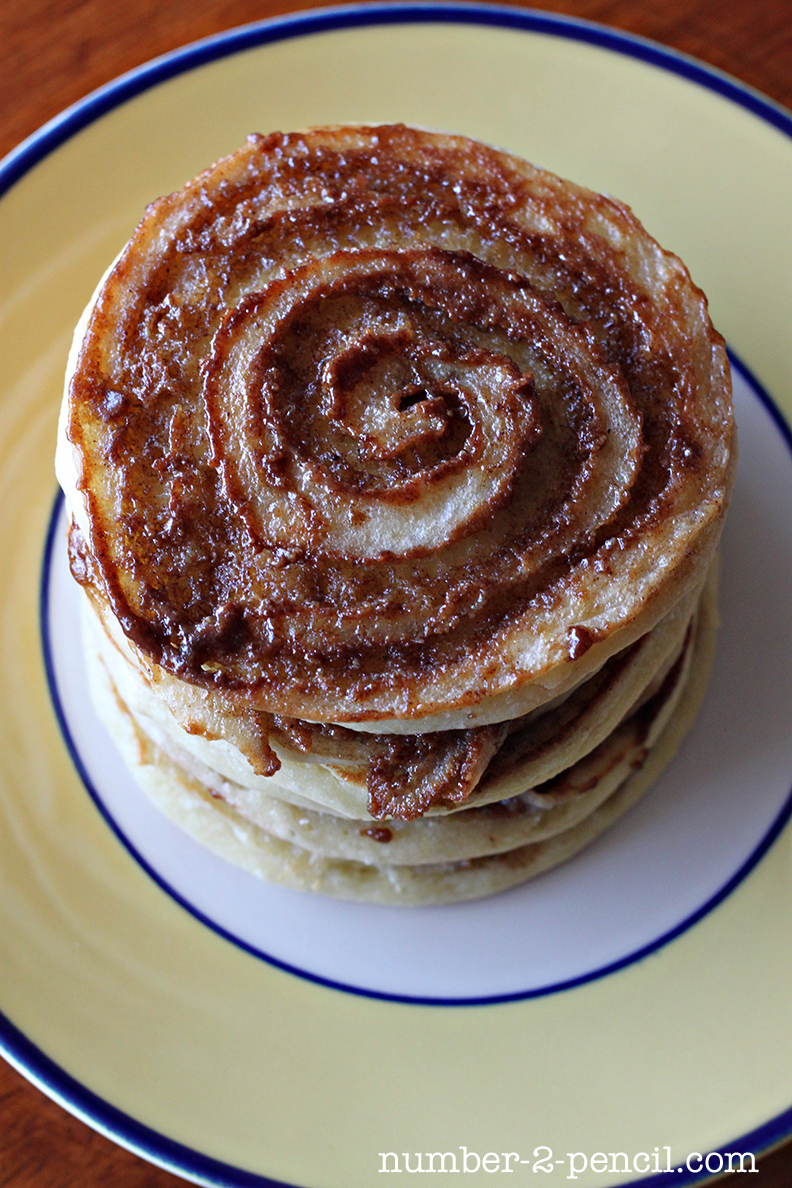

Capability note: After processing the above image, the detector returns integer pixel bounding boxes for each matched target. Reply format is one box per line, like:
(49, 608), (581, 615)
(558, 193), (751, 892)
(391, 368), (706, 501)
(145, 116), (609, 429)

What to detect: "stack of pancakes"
(56, 125), (735, 904)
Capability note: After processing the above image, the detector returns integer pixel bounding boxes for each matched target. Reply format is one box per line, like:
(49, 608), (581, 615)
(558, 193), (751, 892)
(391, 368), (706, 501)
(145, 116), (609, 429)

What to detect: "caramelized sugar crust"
(66, 125), (734, 724)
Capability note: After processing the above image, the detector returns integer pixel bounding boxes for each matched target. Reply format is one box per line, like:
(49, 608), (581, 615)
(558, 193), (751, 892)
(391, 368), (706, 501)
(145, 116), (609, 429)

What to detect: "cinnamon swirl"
(56, 125), (734, 903)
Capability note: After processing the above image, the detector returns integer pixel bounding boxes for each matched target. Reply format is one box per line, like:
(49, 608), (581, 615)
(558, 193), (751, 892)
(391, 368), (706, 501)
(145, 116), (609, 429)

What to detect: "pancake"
(58, 124), (734, 731)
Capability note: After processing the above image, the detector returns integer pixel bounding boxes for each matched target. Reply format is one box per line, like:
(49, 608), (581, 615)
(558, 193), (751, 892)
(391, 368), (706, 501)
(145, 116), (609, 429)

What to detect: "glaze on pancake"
(62, 125), (735, 730)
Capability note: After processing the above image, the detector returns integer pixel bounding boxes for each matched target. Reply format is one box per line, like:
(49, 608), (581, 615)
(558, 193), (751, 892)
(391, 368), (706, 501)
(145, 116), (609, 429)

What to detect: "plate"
(1, 5), (792, 1184)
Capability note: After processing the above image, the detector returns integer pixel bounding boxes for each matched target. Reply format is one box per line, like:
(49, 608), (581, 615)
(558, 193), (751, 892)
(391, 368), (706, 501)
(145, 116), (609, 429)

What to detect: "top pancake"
(60, 124), (735, 730)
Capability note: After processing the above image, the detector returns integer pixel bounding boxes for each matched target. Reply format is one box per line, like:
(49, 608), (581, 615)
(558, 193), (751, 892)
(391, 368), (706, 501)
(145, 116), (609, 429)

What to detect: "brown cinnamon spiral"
(65, 125), (734, 729)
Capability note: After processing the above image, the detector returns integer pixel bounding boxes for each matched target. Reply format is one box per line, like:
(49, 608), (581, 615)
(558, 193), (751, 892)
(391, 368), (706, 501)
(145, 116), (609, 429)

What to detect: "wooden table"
(1, 1), (791, 1184)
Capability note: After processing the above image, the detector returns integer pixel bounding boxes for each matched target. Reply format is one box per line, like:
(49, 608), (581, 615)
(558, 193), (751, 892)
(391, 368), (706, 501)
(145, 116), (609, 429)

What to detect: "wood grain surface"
(1, 1), (791, 1184)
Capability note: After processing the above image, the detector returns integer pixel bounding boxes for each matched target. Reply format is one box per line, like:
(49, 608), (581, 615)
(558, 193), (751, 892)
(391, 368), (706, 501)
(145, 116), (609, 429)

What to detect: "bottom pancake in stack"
(78, 569), (717, 906)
